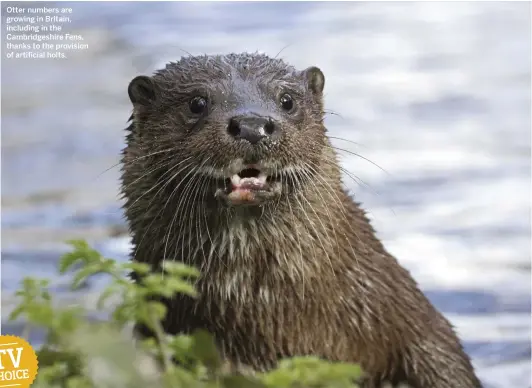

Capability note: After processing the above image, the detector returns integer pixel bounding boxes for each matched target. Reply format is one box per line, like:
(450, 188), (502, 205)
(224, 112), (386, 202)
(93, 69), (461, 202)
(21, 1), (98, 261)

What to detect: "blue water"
(1, 2), (530, 387)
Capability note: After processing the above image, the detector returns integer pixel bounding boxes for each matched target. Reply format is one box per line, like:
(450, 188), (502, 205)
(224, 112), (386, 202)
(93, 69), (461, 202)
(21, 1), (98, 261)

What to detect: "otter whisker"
(290, 168), (337, 279)
(303, 161), (365, 272)
(310, 153), (376, 259)
(173, 157), (217, 270)
(199, 174), (223, 281)
(286, 168), (336, 283)
(326, 145), (389, 176)
(299, 162), (342, 260)
(187, 175), (208, 263)
(126, 158), (195, 223)
(327, 136), (364, 148)
(271, 164), (285, 218)
(274, 44), (292, 59)
(133, 159), (197, 266)
(170, 158), (213, 269)
(192, 164), (215, 265)
(319, 155), (386, 207)
(338, 165), (385, 203)
(282, 168), (307, 302)
(121, 156), (193, 204)
(163, 165), (200, 269)
(199, 173), (216, 254)
(323, 110), (343, 118)
(101, 146), (179, 178)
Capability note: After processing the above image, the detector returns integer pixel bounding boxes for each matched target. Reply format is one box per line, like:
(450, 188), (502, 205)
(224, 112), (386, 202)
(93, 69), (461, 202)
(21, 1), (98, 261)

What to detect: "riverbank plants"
(9, 240), (363, 388)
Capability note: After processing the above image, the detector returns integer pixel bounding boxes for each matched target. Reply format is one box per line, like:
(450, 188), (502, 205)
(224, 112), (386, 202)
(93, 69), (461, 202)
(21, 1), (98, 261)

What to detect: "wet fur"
(121, 53), (482, 388)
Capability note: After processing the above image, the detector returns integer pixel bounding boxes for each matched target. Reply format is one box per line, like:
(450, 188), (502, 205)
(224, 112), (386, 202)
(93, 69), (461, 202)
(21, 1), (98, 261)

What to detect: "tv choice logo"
(0, 335), (38, 387)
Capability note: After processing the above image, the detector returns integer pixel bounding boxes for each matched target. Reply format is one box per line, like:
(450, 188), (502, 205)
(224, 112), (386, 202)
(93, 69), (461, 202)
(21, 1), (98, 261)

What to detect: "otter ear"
(304, 66), (325, 95)
(128, 75), (158, 106)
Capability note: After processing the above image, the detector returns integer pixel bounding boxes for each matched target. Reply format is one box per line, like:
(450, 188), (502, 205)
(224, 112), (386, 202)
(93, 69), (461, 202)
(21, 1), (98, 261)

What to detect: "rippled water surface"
(1, 2), (531, 387)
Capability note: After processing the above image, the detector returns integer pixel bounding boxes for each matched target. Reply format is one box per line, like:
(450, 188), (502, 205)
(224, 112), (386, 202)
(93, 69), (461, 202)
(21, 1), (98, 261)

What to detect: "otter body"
(121, 53), (482, 387)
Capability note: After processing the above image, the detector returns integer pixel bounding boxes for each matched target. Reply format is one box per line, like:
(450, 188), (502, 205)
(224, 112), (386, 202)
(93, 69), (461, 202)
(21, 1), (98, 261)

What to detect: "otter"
(120, 52), (482, 388)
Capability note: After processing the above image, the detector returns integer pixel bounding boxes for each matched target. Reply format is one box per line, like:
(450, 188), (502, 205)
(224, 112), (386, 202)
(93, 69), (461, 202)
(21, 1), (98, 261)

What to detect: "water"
(1, 2), (530, 387)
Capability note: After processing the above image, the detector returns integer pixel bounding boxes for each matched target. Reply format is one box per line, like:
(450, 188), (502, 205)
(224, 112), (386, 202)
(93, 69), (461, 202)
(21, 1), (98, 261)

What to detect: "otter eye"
(189, 96), (207, 114)
(279, 93), (294, 111)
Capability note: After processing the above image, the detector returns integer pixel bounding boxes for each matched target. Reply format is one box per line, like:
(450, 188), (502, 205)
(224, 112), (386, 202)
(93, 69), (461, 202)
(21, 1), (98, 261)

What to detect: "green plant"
(9, 240), (363, 388)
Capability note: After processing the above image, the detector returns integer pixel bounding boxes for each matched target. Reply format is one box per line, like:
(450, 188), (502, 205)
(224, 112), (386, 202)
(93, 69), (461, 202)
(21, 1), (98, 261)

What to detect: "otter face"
(127, 53), (326, 208)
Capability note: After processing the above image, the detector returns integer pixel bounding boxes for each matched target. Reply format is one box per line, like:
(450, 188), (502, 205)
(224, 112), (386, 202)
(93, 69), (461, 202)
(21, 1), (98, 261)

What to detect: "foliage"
(9, 240), (363, 388)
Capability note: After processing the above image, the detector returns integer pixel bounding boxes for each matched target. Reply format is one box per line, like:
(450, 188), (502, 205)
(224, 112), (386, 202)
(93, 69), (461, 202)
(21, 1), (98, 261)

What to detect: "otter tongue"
(231, 173), (268, 191)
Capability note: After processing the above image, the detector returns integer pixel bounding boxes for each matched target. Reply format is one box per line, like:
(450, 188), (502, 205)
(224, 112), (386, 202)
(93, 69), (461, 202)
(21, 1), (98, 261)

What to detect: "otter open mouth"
(215, 167), (281, 206)
(229, 168), (268, 191)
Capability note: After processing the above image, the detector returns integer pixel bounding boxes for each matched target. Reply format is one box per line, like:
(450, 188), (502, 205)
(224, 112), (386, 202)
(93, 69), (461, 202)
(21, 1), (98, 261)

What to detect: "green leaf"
(162, 261), (200, 278)
(8, 305), (25, 321)
(191, 330), (222, 372)
(70, 264), (103, 290)
(222, 375), (266, 388)
(59, 240), (99, 273)
(97, 285), (119, 310)
(123, 262), (152, 275)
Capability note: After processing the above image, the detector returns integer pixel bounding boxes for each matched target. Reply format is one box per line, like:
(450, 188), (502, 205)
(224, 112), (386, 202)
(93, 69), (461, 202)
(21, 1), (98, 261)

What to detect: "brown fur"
(120, 52), (483, 388)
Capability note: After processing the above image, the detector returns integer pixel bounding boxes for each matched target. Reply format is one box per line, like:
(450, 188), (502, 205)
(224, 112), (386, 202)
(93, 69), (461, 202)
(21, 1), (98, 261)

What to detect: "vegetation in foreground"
(9, 240), (363, 388)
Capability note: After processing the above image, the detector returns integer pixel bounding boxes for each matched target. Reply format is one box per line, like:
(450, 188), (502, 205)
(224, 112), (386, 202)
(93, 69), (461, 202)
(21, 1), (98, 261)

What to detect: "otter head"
(125, 53), (326, 211)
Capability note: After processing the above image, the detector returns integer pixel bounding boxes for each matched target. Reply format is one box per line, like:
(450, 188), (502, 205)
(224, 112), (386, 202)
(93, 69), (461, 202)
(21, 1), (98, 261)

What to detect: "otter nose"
(227, 116), (276, 144)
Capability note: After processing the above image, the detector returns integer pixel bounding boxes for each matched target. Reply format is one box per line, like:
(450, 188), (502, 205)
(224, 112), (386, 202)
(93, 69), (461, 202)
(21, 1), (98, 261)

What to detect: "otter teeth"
(231, 174), (241, 186)
(230, 172), (268, 187)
